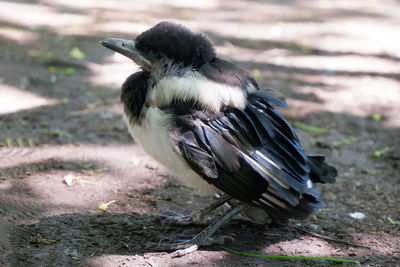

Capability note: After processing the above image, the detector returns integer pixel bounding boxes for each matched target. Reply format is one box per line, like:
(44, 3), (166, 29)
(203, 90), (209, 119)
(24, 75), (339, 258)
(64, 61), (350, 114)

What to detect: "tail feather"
(307, 156), (337, 184)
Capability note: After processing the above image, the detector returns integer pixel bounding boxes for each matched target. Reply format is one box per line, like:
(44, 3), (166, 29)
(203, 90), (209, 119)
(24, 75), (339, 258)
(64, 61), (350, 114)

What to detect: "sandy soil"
(0, 0), (399, 266)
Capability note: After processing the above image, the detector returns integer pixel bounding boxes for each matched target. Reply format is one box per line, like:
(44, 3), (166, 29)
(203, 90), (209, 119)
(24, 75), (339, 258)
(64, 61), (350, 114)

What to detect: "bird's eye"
(155, 53), (163, 60)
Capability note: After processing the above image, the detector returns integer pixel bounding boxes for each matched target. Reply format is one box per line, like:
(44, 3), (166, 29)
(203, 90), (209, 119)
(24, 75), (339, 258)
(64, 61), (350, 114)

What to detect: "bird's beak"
(100, 38), (151, 71)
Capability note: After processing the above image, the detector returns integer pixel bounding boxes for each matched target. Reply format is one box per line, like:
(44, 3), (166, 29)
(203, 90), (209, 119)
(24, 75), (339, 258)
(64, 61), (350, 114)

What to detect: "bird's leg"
(154, 194), (232, 226)
(147, 204), (243, 257)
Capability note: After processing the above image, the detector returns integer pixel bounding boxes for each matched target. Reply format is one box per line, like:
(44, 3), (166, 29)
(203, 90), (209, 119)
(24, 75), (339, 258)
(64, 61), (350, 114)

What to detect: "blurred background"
(0, 0), (399, 266)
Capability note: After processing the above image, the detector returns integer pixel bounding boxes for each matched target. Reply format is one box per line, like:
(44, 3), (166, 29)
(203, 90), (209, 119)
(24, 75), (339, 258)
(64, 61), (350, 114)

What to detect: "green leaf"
(370, 113), (382, 122)
(64, 68), (75, 76)
(98, 200), (116, 211)
(252, 69), (262, 82)
(44, 51), (54, 59)
(219, 246), (357, 263)
(387, 217), (397, 225)
(61, 98), (69, 104)
(373, 146), (389, 157)
(48, 66), (56, 73)
(69, 47), (86, 60)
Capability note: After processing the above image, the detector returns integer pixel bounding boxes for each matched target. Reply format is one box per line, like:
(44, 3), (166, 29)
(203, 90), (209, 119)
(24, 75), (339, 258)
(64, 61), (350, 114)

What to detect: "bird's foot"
(148, 205), (242, 257)
(146, 235), (234, 258)
(152, 210), (212, 226)
(152, 194), (233, 226)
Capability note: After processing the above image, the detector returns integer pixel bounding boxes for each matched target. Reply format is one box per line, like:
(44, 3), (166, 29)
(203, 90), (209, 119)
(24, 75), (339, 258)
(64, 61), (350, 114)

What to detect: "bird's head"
(100, 21), (216, 72)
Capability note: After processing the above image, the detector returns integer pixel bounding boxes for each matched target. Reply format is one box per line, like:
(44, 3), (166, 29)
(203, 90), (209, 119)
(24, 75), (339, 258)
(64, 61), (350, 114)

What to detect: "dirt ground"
(0, 0), (399, 266)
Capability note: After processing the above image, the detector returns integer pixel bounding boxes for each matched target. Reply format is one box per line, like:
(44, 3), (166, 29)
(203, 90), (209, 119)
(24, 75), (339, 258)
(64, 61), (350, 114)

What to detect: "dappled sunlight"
(303, 21), (400, 55)
(1, 0), (400, 265)
(264, 237), (337, 257)
(0, 28), (37, 45)
(0, 83), (58, 115)
(200, 21), (286, 40)
(0, 1), (91, 28)
(354, 232), (399, 255)
(41, 0), (151, 11)
(284, 83), (400, 127)
(271, 55), (400, 74)
(284, 98), (324, 118)
(0, 143), (160, 214)
(315, 77), (400, 126)
(85, 231), (399, 265)
(285, 76), (400, 127)
(0, 143), (148, 171)
(92, 21), (150, 36)
(41, 0), (218, 11)
(87, 54), (140, 88)
(88, 251), (228, 266)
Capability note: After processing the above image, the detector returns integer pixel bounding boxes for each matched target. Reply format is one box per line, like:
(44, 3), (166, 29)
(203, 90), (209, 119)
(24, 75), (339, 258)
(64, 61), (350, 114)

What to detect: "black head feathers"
(135, 21), (216, 68)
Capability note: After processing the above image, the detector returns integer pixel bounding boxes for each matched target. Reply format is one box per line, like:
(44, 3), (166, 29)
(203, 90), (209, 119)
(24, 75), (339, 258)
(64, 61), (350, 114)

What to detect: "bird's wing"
(168, 90), (324, 219)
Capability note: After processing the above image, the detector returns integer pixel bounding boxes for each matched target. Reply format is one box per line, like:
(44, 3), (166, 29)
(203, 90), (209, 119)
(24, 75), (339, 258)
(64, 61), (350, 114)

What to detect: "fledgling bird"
(101, 21), (337, 254)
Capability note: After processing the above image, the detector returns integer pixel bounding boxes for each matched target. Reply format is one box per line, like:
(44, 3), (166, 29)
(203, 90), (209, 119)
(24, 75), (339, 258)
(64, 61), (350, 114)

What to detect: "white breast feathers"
(147, 71), (247, 111)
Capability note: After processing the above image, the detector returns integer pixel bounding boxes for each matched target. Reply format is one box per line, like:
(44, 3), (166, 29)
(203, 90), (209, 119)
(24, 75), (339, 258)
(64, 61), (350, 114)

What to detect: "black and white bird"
(101, 21), (337, 254)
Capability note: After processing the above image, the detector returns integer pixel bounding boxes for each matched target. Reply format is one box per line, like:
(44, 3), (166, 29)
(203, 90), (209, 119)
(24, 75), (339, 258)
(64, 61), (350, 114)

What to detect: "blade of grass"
(335, 136), (364, 146)
(92, 167), (108, 173)
(219, 246), (357, 263)
(288, 120), (328, 133)
(27, 138), (34, 147)
(373, 146), (389, 157)
(16, 138), (24, 147)
(387, 216), (397, 225)
(5, 138), (13, 147)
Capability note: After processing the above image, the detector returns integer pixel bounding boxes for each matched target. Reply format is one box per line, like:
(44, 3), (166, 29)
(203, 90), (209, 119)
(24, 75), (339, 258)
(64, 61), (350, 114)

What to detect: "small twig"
(170, 245), (198, 258)
(293, 226), (371, 249)
(146, 259), (156, 267)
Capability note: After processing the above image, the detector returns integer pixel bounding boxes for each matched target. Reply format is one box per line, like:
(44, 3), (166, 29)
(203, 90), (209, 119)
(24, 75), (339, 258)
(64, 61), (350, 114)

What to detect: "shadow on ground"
(1, 0), (400, 266)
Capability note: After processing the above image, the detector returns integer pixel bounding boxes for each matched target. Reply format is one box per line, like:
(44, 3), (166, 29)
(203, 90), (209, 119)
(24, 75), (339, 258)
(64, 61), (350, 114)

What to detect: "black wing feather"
(251, 88), (287, 108)
(180, 139), (218, 179)
(202, 125), (241, 174)
(169, 89), (335, 220)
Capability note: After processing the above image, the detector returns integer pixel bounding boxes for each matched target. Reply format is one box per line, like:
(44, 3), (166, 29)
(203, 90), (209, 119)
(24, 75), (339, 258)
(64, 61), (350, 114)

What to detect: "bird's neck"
(146, 70), (248, 112)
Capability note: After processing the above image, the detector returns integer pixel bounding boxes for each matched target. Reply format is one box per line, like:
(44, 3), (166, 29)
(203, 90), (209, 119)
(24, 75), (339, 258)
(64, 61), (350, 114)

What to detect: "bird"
(101, 21), (337, 255)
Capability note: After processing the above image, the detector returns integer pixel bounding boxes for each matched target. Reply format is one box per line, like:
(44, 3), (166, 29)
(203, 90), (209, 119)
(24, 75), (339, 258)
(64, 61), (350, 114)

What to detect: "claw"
(146, 205), (242, 258)
(152, 195), (232, 226)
